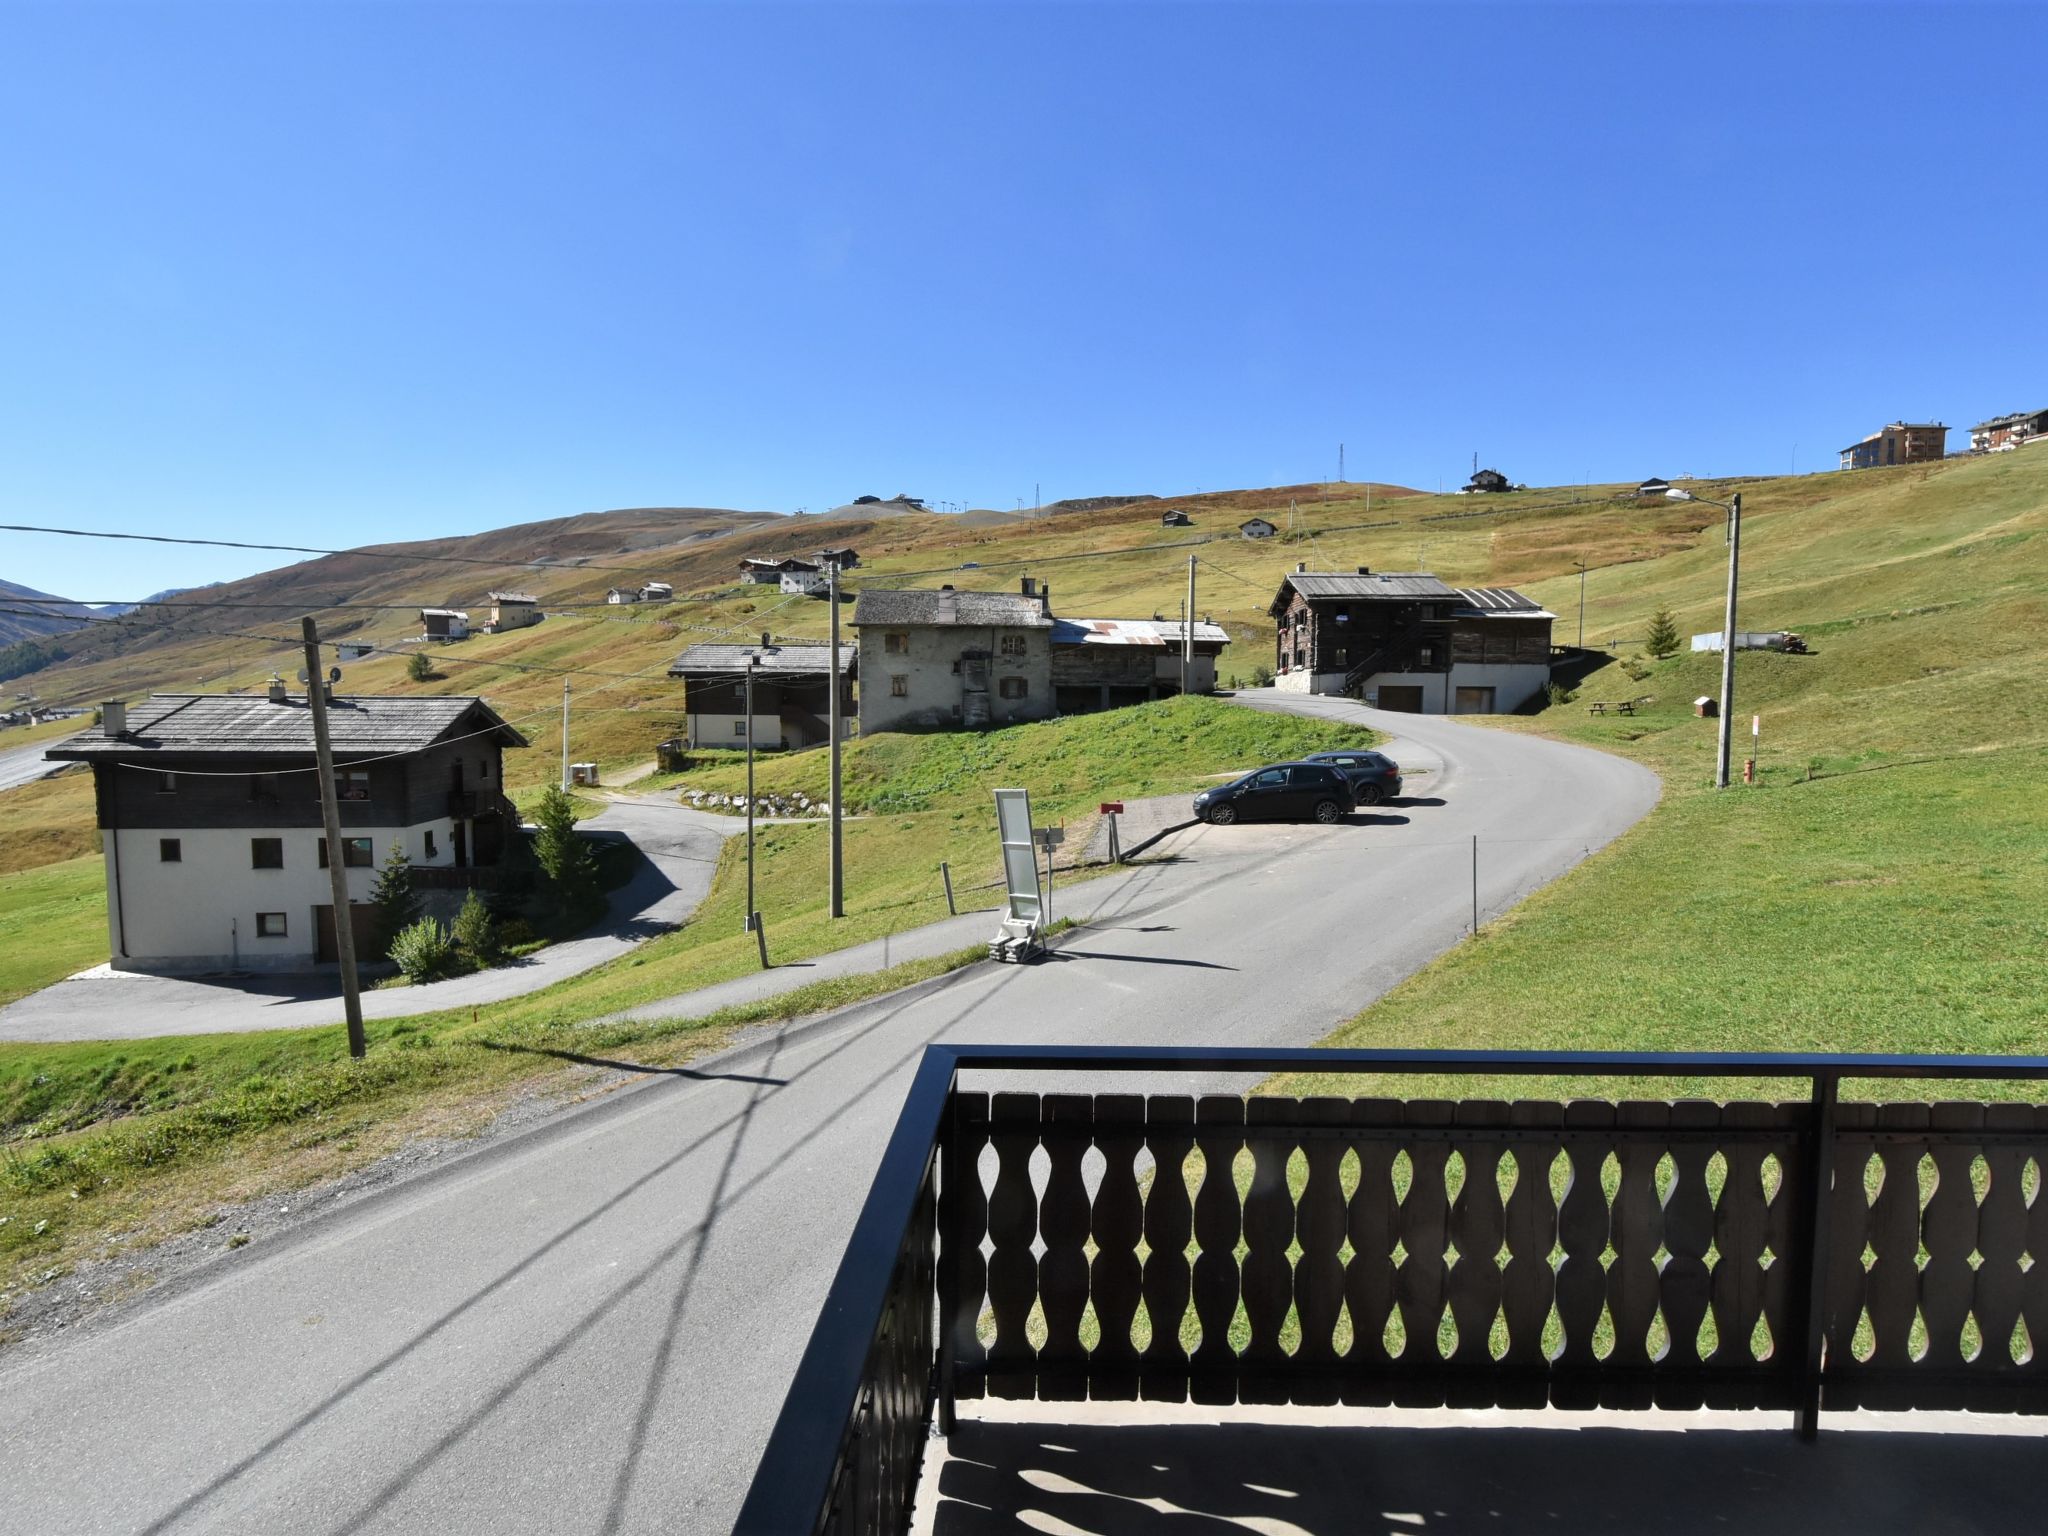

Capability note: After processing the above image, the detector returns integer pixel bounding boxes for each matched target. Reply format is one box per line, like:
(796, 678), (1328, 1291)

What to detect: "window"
(734, 721), (747, 736)
(998, 676), (1028, 699)
(156, 772), (176, 794)
(318, 836), (373, 869)
(159, 838), (181, 863)
(251, 837), (283, 869)
(424, 830), (437, 859)
(255, 912), (287, 938)
(883, 632), (908, 654)
(1251, 768), (1287, 788)
(478, 758), (490, 780)
(335, 770), (370, 802)
(890, 675), (909, 697)
(999, 634), (1027, 658)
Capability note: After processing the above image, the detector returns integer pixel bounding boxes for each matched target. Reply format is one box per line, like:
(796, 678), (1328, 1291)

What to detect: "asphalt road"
(0, 732), (77, 793)
(0, 696), (1660, 1535)
(0, 797), (736, 1042)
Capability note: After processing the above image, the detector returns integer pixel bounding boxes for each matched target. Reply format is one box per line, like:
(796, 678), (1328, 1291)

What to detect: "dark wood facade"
(1274, 588), (1455, 685)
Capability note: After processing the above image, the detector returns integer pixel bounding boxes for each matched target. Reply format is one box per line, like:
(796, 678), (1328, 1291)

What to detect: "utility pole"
(1716, 493), (1743, 789)
(1338, 443), (1344, 483)
(828, 562), (844, 918)
(560, 680), (570, 790)
(302, 617), (365, 1060)
(1576, 558), (1588, 649)
(744, 654), (758, 926)
(1182, 555), (1196, 696)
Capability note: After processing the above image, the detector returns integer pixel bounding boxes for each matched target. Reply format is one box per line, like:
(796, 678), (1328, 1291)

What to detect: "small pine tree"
(1645, 607), (1681, 659)
(370, 841), (423, 955)
(532, 784), (598, 909)
(407, 651), (435, 683)
(452, 888), (500, 965)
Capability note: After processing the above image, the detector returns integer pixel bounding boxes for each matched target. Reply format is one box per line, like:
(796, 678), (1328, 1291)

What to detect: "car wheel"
(1357, 783), (1384, 806)
(1206, 804), (1237, 826)
(1312, 799), (1343, 824)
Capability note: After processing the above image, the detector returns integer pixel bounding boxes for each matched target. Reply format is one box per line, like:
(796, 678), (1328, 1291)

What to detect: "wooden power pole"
(302, 616), (366, 1059)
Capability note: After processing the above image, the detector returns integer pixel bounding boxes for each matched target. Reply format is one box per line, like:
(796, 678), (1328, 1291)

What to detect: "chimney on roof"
(937, 586), (957, 622)
(267, 674), (288, 704)
(101, 700), (126, 739)
(1296, 562), (1307, 574)
(1357, 566), (1371, 576)
(1020, 576), (1036, 598)
(761, 631), (771, 649)
(1038, 582), (1050, 616)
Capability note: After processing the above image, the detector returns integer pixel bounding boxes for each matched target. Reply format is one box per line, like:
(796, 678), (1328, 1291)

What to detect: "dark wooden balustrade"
(735, 1047), (2048, 1536)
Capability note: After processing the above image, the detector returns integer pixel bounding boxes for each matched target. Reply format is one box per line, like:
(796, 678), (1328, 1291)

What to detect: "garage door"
(1454, 686), (1496, 714)
(1376, 685), (1424, 713)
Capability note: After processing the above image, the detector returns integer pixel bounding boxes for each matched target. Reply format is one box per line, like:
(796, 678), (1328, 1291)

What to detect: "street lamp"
(1665, 486), (1743, 788)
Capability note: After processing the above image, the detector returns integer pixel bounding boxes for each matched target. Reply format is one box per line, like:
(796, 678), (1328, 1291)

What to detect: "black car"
(1299, 748), (1403, 805)
(1192, 762), (1357, 826)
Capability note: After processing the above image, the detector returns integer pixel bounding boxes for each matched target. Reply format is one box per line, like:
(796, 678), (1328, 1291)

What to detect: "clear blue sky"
(3, 1), (2041, 599)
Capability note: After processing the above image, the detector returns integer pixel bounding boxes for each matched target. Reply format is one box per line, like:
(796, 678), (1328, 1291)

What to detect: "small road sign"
(1099, 801), (1124, 815)
(1037, 826), (1065, 849)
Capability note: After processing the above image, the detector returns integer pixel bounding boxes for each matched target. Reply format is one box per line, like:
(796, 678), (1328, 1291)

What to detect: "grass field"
(1283, 449), (2048, 1102)
(0, 856), (106, 1008)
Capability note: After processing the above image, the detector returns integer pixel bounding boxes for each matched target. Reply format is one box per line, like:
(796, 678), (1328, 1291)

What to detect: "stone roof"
(48, 694), (529, 760)
(1051, 617), (1232, 648)
(1450, 586), (1554, 619)
(667, 642), (854, 678)
(851, 589), (1051, 628)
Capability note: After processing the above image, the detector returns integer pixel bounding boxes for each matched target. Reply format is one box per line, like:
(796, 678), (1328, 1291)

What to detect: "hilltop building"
(605, 586), (642, 605)
(46, 691), (527, 973)
(815, 547), (860, 571)
(1239, 517), (1278, 540)
(641, 581), (673, 604)
(667, 639), (854, 751)
(1160, 510), (1193, 527)
(1839, 421), (1947, 469)
(1464, 468), (1512, 493)
(780, 567), (829, 597)
(1969, 409), (2048, 453)
(740, 556), (821, 586)
(1268, 565), (1553, 714)
(419, 607), (469, 640)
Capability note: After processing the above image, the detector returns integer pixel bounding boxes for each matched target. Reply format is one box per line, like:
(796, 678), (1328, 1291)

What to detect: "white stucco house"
(46, 689), (529, 974)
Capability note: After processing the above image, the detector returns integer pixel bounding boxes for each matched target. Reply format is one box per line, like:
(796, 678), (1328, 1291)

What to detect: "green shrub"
(1620, 653), (1654, 682)
(1545, 681), (1577, 708)
(1249, 663), (1274, 688)
(388, 918), (455, 984)
(406, 651), (435, 683)
(532, 784), (599, 910)
(370, 842), (422, 956)
(452, 889), (500, 965)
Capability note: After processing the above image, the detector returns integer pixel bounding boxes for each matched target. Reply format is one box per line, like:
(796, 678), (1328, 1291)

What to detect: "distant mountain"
(0, 579), (95, 646)
(94, 584), (213, 619)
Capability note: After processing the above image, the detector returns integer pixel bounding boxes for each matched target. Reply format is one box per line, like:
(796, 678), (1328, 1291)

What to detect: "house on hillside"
(1635, 478), (1671, 498)
(1160, 510), (1193, 527)
(606, 586), (643, 605)
(1050, 615), (1231, 713)
(1464, 468), (1512, 494)
(1969, 409), (2048, 453)
(740, 555), (821, 586)
(780, 567), (829, 597)
(485, 592), (540, 631)
(46, 689), (528, 973)
(1268, 564), (1553, 714)
(852, 583), (1055, 734)
(1239, 517), (1278, 540)
(816, 547), (861, 571)
(1840, 421), (1947, 469)
(641, 581), (673, 604)
(419, 608), (469, 640)
(667, 638), (854, 751)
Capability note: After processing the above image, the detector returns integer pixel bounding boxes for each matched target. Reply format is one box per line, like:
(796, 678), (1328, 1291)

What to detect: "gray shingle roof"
(851, 589), (1051, 628)
(47, 694), (529, 760)
(1450, 586), (1544, 613)
(1277, 571), (1455, 603)
(668, 642), (854, 677)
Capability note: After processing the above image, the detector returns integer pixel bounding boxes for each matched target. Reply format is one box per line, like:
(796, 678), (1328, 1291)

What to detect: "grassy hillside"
(1285, 448), (2048, 1101)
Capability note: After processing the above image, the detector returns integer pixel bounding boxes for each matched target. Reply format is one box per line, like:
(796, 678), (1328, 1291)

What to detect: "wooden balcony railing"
(734, 1047), (2048, 1536)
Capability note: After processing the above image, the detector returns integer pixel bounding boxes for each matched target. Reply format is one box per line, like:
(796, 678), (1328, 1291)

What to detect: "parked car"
(1193, 762), (1356, 825)
(1298, 748), (1403, 805)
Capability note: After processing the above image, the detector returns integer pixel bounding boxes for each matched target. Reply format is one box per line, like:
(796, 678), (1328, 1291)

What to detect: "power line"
(0, 520), (746, 577)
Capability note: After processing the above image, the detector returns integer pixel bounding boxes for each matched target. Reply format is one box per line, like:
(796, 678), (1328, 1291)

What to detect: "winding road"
(0, 696), (1658, 1535)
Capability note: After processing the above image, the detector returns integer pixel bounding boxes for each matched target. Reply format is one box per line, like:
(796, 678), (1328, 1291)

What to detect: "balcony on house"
(736, 1046), (2048, 1536)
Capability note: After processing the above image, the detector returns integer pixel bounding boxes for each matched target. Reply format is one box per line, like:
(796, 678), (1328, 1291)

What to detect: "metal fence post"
(940, 861), (956, 916)
(1793, 1070), (1840, 1439)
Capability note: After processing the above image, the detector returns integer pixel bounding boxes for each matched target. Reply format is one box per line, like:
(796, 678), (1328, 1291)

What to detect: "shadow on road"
(472, 1041), (789, 1086)
(1044, 949), (1238, 972)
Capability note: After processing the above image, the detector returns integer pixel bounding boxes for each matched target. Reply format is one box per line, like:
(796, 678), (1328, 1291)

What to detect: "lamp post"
(1666, 487), (1743, 788)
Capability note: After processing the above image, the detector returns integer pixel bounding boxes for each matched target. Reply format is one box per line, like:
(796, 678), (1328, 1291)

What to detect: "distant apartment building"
(1969, 409), (2048, 453)
(1838, 421), (1947, 470)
